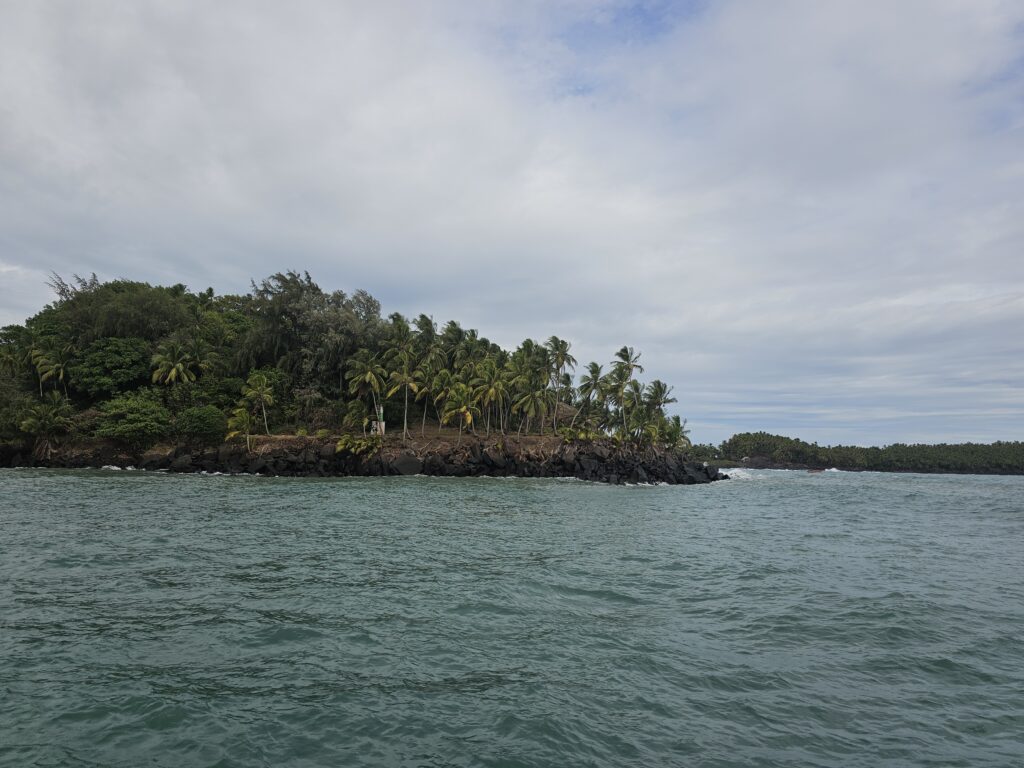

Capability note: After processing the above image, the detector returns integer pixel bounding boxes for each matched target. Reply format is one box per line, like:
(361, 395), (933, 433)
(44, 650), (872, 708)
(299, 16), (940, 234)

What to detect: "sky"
(1, 0), (1023, 446)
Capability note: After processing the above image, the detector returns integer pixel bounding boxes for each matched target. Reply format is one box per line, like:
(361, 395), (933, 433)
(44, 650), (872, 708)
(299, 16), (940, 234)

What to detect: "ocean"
(1, 468), (1021, 766)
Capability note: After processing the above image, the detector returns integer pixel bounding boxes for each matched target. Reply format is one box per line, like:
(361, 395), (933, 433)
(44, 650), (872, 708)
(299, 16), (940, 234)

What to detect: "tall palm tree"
(386, 366), (419, 441)
(383, 322), (421, 441)
(346, 350), (385, 421)
(151, 341), (199, 385)
(572, 362), (604, 429)
(242, 373), (274, 435)
(611, 346), (643, 435)
(546, 336), (576, 430)
(413, 365), (435, 437)
(432, 369), (456, 435)
(471, 357), (507, 436)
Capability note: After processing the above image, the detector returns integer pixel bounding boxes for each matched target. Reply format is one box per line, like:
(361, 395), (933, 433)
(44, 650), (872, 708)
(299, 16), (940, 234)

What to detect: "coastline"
(0, 435), (727, 485)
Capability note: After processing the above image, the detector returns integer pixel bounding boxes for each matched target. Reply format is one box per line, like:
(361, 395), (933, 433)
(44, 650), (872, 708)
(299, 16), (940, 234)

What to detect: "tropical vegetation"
(1, 272), (693, 453)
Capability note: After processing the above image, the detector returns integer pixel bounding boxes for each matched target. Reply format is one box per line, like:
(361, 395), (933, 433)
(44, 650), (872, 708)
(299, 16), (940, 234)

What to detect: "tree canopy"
(0, 271), (692, 451)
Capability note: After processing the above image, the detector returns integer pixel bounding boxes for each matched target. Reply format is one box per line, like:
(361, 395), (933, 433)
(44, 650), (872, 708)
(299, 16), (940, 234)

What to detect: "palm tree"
(573, 362), (603, 429)
(471, 357), (507, 436)
(383, 323), (421, 441)
(513, 386), (553, 436)
(546, 336), (576, 430)
(151, 341), (199, 385)
(413, 368), (434, 438)
(386, 366), (419, 441)
(441, 382), (479, 445)
(346, 350), (385, 421)
(35, 343), (75, 396)
(663, 415), (691, 449)
(611, 346), (644, 435)
(242, 373), (274, 435)
(20, 392), (72, 458)
(185, 337), (220, 374)
(431, 369), (456, 434)
(614, 345), (644, 379)
(227, 406), (256, 451)
(644, 380), (677, 414)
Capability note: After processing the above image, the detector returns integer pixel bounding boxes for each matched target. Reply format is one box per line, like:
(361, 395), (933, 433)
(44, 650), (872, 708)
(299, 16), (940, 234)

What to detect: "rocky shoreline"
(0, 436), (727, 485)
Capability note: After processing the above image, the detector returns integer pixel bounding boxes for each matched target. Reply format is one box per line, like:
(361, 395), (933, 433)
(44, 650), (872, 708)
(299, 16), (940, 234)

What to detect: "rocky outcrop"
(0, 437), (727, 485)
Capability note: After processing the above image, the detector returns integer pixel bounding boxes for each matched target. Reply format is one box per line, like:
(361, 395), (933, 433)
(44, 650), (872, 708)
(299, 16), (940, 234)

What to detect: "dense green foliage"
(70, 337), (151, 397)
(95, 391), (172, 450)
(717, 432), (1024, 475)
(0, 271), (691, 451)
(176, 405), (229, 448)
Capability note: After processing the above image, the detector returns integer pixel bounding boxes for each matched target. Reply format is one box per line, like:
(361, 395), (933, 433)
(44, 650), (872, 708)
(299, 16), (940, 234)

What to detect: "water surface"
(1, 468), (1022, 766)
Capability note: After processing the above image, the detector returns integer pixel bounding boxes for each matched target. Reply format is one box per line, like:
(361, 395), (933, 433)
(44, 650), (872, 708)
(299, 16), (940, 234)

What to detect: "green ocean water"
(1, 468), (1022, 767)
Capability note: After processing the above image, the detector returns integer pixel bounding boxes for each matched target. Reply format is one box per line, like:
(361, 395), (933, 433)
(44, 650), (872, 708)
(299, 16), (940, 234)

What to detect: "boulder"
(424, 453), (447, 475)
(170, 455), (194, 472)
(483, 447), (507, 468)
(392, 452), (423, 476)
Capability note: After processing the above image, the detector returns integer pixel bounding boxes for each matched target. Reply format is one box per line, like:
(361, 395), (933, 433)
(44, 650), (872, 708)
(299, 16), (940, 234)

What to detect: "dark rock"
(424, 454), (447, 475)
(170, 455), (194, 472)
(392, 452), (423, 476)
(483, 447), (506, 468)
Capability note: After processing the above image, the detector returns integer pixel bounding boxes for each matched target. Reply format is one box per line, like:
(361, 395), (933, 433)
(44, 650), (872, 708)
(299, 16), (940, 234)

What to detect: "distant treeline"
(689, 432), (1024, 475)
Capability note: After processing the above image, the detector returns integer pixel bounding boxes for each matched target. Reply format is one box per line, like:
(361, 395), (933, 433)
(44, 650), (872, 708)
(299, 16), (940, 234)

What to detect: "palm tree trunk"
(421, 402), (428, 437)
(403, 386), (410, 440)
(262, 402), (269, 435)
(570, 398), (584, 429)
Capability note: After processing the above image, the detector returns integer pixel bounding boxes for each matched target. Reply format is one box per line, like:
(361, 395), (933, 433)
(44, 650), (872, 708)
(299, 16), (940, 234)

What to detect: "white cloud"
(1, 0), (1022, 444)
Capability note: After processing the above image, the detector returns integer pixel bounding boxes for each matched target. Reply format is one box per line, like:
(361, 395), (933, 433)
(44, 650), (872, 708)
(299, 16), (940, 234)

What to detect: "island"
(0, 272), (724, 485)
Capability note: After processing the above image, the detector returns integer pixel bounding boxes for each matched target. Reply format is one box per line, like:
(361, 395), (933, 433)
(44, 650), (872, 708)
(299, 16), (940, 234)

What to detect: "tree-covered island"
(2, 272), (1019, 479)
(1, 272), (719, 483)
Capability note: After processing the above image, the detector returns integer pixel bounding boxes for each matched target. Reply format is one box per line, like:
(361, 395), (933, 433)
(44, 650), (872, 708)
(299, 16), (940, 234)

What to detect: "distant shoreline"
(712, 457), (1023, 476)
(696, 432), (1024, 476)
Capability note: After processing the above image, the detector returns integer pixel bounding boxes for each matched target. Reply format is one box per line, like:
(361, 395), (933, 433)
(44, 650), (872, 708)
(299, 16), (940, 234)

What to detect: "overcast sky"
(2, 0), (1022, 446)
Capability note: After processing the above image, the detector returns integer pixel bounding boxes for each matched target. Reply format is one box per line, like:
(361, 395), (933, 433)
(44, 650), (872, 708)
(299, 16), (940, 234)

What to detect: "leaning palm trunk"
(262, 402), (269, 435)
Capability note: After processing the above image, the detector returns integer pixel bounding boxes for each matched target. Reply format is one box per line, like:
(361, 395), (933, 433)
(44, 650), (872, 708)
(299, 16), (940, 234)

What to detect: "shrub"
(95, 390), (172, 450)
(176, 405), (228, 448)
(335, 434), (381, 456)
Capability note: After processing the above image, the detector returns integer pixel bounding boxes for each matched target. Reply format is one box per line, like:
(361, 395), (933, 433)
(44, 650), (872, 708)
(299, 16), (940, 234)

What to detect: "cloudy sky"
(2, 0), (1022, 446)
